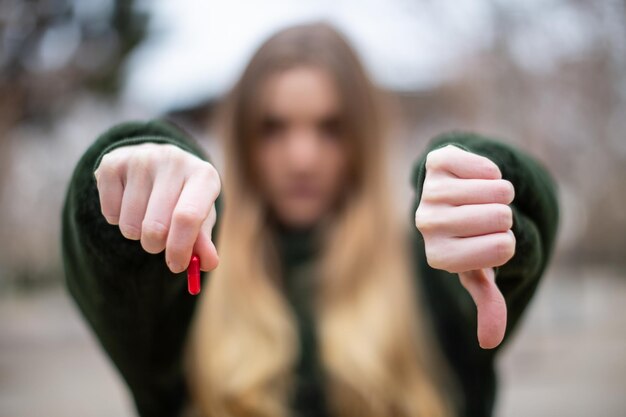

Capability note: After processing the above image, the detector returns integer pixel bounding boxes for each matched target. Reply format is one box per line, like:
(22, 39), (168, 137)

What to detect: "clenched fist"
(415, 144), (516, 349)
(94, 143), (221, 274)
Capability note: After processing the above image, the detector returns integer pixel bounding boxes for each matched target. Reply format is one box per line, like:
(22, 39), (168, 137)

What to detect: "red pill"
(187, 254), (201, 295)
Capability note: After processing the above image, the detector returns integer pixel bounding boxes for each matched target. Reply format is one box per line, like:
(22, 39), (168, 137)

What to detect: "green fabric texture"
(62, 120), (559, 417)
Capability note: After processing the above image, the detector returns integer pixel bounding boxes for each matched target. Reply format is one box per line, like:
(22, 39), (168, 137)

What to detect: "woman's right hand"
(94, 143), (221, 273)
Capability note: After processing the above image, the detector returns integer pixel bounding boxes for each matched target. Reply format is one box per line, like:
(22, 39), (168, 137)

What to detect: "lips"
(285, 184), (320, 199)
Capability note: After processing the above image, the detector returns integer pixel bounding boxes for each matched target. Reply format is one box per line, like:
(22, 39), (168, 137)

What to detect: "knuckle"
(421, 180), (436, 197)
(141, 219), (169, 241)
(494, 180), (514, 202)
(130, 151), (153, 173)
(207, 205), (218, 228)
(164, 145), (190, 166)
(494, 233), (516, 264)
(471, 153), (501, 178)
(414, 208), (436, 232)
(494, 205), (513, 230)
(421, 179), (445, 202)
(173, 205), (204, 227)
(414, 208), (426, 230)
(95, 159), (118, 181)
(99, 152), (117, 168)
(482, 161), (501, 179)
(441, 144), (459, 154)
(198, 162), (222, 193)
(166, 147), (185, 164)
(425, 150), (444, 171)
(504, 180), (515, 202)
(202, 160), (219, 177)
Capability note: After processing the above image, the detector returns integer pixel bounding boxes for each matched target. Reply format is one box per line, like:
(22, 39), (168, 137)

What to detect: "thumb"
(458, 268), (507, 349)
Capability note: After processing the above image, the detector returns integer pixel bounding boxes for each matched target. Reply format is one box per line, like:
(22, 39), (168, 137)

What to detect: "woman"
(62, 23), (559, 417)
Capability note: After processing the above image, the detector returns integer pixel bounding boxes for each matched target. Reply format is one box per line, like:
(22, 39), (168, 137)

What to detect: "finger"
(422, 177), (515, 206)
(459, 268), (507, 349)
(140, 171), (185, 254)
(428, 230), (516, 273)
(419, 204), (513, 238)
(165, 173), (219, 273)
(95, 164), (124, 225)
(426, 145), (502, 180)
(193, 206), (219, 272)
(118, 166), (153, 240)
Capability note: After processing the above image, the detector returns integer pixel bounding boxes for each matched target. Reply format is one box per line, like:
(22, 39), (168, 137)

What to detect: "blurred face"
(253, 66), (350, 229)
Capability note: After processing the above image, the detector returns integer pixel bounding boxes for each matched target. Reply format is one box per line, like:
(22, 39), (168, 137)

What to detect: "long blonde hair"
(185, 22), (450, 417)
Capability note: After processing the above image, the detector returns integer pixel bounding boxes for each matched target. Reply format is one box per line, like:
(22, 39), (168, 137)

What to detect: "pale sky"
(122, 0), (594, 113)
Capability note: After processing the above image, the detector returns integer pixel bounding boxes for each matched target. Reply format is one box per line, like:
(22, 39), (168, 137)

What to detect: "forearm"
(61, 119), (211, 416)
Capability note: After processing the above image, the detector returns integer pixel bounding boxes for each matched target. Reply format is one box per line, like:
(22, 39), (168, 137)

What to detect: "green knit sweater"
(61, 120), (559, 417)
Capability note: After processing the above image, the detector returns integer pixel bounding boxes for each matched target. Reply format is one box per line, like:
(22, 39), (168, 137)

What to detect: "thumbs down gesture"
(415, 144), (516, 349)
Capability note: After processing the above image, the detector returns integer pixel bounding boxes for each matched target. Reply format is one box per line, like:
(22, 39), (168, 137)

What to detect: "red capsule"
(187, 254), (201, 295)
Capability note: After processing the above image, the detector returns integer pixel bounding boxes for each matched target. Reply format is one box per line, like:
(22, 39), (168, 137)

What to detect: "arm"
(61, 119), (221, 417)
(411, 132), (559, 349)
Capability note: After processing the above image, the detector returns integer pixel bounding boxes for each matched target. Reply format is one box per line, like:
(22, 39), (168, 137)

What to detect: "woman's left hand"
(415, 144), (516, 349)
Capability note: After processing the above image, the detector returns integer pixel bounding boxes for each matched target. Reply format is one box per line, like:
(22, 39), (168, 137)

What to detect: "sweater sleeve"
(61, 119), (221, 417)
(410, 132), (559, 348)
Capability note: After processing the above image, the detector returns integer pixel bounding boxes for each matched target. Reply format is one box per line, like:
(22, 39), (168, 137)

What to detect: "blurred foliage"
(0, 0), (149, 288)
(0, 0), (148, 124)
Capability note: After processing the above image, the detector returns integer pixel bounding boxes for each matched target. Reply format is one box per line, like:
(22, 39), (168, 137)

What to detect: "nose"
(286, 128), (319, 171)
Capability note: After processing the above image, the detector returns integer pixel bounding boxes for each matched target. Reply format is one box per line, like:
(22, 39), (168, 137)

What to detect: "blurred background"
(0, 0), (625, 416)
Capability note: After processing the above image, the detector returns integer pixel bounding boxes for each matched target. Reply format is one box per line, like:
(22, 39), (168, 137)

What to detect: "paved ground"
(496, 264), (626, 417)
(0, 264), (624, 417)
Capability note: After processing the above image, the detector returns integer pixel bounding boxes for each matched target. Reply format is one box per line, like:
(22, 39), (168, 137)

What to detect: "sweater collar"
(272, 219), (325, 267)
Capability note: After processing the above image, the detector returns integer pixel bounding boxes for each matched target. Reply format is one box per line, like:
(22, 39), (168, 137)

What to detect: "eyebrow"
(260, 115), (287, 128)
(318, 114), (341, 124)
(259, 110), (343, 127)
